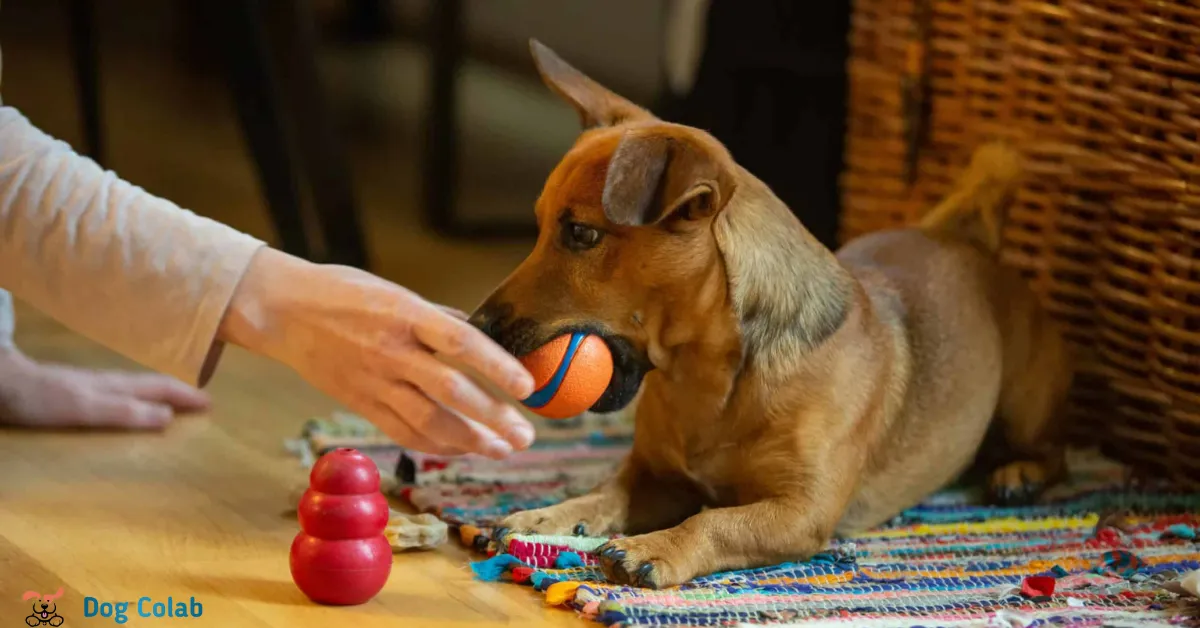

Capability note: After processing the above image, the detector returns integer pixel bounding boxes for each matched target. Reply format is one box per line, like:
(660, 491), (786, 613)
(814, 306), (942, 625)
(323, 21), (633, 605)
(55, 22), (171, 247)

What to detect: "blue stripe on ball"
(521, 332), (586, 409)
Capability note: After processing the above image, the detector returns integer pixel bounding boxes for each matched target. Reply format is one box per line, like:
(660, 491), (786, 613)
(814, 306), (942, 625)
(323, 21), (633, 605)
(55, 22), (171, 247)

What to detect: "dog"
(469, 40), (1074, 589)
(23, 588), (64, 627)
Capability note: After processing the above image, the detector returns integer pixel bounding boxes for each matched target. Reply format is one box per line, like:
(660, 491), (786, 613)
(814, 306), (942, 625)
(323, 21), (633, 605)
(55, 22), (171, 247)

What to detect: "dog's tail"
(917, 141), (1022, 254)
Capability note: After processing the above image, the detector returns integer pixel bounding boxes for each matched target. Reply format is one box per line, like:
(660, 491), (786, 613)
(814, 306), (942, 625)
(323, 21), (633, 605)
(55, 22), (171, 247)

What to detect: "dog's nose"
(41, 604), (47, 609)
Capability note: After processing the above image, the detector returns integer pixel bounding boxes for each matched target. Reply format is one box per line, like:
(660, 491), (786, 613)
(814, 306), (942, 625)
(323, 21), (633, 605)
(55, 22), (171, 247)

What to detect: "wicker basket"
(841, 0), (1200, 483)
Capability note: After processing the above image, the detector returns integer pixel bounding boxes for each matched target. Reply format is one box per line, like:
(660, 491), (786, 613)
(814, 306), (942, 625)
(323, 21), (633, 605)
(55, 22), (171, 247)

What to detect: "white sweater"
(0, 46), (266, 386)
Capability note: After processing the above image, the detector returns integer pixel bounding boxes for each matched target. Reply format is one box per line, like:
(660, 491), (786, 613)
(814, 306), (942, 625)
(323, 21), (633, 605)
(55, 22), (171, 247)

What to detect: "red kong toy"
(290, 448), (392, 605)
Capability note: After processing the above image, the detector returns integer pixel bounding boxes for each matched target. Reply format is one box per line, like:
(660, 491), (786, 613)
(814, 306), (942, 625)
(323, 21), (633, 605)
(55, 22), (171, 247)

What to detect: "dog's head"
(471, 41), (742, 414)
(23, 588), (63, 617)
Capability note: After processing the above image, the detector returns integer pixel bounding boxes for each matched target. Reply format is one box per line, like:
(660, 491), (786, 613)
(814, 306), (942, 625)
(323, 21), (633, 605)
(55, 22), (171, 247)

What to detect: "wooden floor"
(0, 306), (587, 627)
(0, 4), (590, 627)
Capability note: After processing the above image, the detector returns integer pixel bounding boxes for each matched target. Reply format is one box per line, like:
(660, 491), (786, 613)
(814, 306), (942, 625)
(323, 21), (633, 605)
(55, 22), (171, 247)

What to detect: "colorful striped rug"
(290, 415), (1200, 627)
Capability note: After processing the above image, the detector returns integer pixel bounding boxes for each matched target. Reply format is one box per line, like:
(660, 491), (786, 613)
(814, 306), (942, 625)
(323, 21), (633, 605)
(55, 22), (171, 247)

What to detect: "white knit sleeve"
(0, 106), (266, 385)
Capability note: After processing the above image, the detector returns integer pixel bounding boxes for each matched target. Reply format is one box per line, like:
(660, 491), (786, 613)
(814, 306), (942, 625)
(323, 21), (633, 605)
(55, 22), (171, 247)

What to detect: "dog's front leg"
(597, 496), (833, 589)
(495, 456), (702, 538)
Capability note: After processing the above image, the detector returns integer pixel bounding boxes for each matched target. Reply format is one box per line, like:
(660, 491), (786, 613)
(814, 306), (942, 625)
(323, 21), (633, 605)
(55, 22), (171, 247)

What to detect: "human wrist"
(217, 247), (309, 358)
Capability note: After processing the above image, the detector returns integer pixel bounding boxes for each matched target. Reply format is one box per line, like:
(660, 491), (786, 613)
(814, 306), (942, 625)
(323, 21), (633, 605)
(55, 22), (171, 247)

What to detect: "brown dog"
(469, 40), (1073, 589)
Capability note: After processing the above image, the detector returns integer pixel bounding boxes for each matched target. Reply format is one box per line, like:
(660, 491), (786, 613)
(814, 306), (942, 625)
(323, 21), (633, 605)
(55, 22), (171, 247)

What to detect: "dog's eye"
(563, 222), (603, 250)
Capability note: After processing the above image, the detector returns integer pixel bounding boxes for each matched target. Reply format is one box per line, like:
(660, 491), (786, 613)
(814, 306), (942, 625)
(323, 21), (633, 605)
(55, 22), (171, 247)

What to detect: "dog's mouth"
(573, 328), (650, 413)
(471, 309), (652, 414)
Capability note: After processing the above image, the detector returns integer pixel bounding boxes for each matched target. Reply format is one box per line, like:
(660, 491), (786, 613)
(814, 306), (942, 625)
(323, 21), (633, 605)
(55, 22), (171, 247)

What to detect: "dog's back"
(832, 143), (1073, 531)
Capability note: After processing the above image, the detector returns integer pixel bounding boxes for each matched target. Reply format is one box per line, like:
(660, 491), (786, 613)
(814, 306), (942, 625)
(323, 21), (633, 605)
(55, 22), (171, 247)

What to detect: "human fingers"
(410, 305), (535, 401)
(381, 381), (514, 459)
(76, 393), (174, 429)
(437, 305), (470, 320)
(365, 400), (466, 457)
(98, 373), (211, 413)
(397, 349), (534, 449)
(335, 390), (463, 456)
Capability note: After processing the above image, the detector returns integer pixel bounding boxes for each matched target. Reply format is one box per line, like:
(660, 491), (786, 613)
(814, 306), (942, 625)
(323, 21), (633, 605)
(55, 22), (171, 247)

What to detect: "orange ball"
(519, 332), (613, 419)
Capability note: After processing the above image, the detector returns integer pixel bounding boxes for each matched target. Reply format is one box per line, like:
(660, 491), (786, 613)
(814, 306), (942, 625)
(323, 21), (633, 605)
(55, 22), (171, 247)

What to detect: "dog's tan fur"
(471, 41), (1074, 589)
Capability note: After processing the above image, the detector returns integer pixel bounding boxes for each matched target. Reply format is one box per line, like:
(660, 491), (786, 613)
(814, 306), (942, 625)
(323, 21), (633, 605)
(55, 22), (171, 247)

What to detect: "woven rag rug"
(289, 414), (1200, 627)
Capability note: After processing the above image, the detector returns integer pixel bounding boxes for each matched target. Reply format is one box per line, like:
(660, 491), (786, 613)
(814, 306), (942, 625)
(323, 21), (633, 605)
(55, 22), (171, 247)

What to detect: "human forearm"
(0, 106), (264, 385)
(216, 246), (310, 359)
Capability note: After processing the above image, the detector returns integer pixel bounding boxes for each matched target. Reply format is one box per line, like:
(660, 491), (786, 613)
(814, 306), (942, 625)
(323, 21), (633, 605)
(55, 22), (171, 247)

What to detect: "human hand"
(0, 348), (210, 429)
(218, 248), (536, 459)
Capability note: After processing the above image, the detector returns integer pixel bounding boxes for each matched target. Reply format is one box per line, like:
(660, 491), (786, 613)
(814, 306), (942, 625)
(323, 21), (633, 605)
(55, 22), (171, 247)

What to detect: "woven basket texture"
(842, 0), (1200, 483)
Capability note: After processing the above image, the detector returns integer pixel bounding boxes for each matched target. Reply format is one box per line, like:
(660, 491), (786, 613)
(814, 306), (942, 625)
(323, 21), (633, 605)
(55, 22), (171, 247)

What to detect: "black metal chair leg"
(215, 0), (312, 260)
(265, 0), (370, 270)
(423, 0), (462, 236)
(421, 0), (536, 239)
(67, 0), (104, 166)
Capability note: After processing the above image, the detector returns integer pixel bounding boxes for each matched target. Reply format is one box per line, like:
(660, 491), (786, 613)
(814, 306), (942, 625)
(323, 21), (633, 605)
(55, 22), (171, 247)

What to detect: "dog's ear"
(529, 39), (654, 129)
(602, 130), (738, 227)
(22, 592), (39, 601)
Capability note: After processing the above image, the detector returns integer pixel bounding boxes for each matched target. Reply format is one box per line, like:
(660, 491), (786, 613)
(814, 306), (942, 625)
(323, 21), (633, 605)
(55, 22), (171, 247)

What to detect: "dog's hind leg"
(987, 295), (1074, 505)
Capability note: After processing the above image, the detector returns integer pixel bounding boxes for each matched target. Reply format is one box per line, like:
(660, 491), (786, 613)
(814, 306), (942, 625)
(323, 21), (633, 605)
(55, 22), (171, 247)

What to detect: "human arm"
(0, 105), (262, 386)
(0, 105), (536, 455)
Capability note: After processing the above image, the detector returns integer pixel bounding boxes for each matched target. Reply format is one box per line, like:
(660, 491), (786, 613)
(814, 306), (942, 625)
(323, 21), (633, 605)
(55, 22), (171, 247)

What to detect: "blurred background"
(0, 0), (850, 314)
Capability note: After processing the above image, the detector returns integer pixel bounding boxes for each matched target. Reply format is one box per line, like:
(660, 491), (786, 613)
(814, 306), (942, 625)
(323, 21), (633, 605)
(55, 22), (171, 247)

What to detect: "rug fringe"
(469, 554), (525, 582)
(544, 581), (583, 606)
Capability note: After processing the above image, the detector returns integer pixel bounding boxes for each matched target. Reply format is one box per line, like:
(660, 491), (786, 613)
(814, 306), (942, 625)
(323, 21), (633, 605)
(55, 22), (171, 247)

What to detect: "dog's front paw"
(597, 532), (692, 589)
(988, 460), (1047, 506)
(494, 497), (622, 540)
(493, 507), (574, 539)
